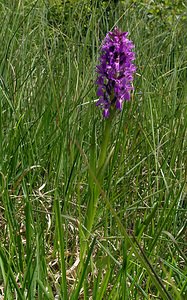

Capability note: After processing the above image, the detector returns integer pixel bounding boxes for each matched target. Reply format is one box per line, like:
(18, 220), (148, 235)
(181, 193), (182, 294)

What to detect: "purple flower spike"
(96, 27), (136, 118)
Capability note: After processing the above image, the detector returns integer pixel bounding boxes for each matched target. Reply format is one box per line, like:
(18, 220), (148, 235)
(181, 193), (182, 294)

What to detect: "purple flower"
(96, 27), (136, 118)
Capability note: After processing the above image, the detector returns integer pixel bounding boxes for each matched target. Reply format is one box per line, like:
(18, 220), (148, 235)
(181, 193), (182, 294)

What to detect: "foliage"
(48, 0), (187, 30)
(132, 0), (186, 23)
(0, 0), (187, 299)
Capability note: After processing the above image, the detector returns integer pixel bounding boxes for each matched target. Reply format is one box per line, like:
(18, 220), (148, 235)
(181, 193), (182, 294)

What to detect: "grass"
(0, 0), (187, 299)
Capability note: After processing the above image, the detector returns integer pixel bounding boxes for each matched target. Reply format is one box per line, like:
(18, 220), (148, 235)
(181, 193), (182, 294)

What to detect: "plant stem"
(97, 117), (112, 174)
(83, 116), (113, 255)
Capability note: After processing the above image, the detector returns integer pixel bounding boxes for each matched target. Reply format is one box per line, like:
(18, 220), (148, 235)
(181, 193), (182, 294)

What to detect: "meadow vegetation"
(0, 0), (187, 299)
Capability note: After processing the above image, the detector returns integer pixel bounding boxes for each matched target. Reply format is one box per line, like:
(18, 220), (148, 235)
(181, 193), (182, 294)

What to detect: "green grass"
(0, 0), (187, 299)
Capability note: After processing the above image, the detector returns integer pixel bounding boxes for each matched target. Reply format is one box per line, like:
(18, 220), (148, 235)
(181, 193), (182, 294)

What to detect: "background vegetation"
(0, 0), (187, 299)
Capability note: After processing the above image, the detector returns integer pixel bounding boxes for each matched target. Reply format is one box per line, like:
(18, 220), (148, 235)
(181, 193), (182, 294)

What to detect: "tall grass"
(0, 0), (187, 299)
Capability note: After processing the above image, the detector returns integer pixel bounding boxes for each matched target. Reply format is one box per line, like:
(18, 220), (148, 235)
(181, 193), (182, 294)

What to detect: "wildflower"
(96, 27), (136, 118)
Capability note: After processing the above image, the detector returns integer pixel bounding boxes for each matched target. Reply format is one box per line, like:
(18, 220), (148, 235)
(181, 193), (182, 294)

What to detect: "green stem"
(97, 118), (112, 173)
(83, 116), (113, 244)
